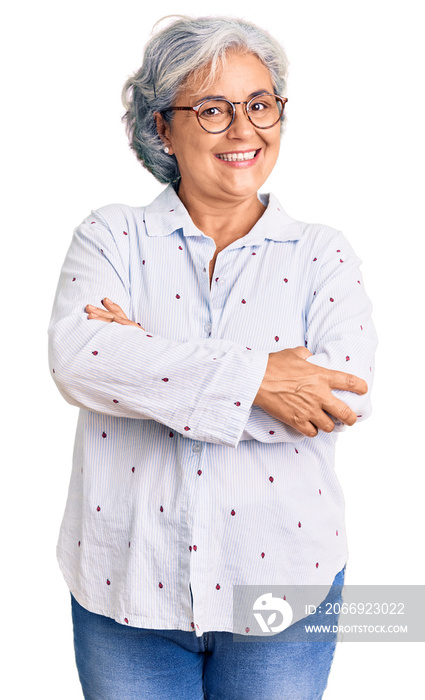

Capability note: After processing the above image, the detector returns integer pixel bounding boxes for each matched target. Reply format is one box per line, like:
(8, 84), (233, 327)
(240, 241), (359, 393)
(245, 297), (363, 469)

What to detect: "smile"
(215, 149), (260, 162)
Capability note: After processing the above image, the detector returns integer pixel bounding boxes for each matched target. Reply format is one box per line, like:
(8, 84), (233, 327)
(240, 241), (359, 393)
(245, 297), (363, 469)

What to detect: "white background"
(2, 0), (424, 697)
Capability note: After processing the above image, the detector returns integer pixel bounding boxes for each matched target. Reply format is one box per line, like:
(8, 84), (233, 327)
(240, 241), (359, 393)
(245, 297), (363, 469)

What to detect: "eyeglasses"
(164, 93), (288, 134)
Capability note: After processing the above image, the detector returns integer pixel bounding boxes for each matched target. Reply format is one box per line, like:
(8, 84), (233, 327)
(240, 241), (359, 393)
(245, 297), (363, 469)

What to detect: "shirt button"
(192, 443), (202, 454)
(204, 322), (212, 333)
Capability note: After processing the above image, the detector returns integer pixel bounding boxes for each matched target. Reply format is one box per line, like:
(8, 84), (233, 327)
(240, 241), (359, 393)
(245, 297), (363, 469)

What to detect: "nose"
(226, 103), (256, 139)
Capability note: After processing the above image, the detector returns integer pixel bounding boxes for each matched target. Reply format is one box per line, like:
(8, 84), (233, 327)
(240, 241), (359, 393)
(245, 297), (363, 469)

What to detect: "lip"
(214, 148), (262, 168)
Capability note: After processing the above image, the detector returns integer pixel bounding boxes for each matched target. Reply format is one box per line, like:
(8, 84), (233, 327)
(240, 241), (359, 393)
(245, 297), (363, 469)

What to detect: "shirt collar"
(143, 183), (303, 246)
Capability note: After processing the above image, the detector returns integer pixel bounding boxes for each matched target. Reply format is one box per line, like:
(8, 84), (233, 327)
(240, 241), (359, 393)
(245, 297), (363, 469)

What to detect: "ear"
(154, 112), (174, 155)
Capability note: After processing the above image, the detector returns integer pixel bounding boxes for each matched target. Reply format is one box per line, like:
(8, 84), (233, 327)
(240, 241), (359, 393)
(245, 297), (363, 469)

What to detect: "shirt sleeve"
(239, 229), (377, 441)
(304, 230), (378, 431)
(47, 212), (269, 448)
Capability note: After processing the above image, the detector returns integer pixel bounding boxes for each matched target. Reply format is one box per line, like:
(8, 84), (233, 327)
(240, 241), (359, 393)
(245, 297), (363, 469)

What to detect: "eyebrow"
(193, 89), (273, 103)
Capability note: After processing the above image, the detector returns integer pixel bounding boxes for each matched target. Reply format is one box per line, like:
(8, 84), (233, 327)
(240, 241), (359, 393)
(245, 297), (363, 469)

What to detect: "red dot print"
(131, 467), (135, 473)
(169, 209), (174, 212)
(246, 347), (251, 350)
(315, 562), (319, 568)
(215, 277), (219, 283)
(176, 294), (180, 299)
(261, 552), (265, 558)
(162, 378), (169, 382)
(92, 351), (98, 356)
(269, 430), (275, 435)
(142, 260), (145, 265)
(113, 399), (119, 403)
(241, 299), (246, 304)
(298, 521), (301, 528)
(78, 541), (81, 547)
(330, 298), (334, 303)
(72, 277), (76, 282)
(336, 530), (339, 536)
(269, 476), (274, 483)
(357, 280), (361, 284)
(178, 245), (183, 250)
(319, 489), (322, 495)
(124, 618), (129, 624)
(106, 579), (111, 585)
(340, 259), (344, 263)
(274, 336), (279, 342)
(184, 426), (190, 431)
(128, 542), (131, 547)
(91, 221), (95, 224)
(346, 356), (350, 361)
(169, 431), (174, 438)
(231, 509), (236, 516)
(191, 622), (195, 629)
(336, 249), (341, 253)
(252, 252), (256, 256)
(123, 231), (128, 236)
(158, 582), (163, 588)
(52, 369), (55, 374)
(313, 257), (317, 262)
(160, 506), (163, 512)
(283, 595), (286, 600)
(189, 545), (192, 552)
(97, 506), (101, 512)
(360, 325), (363, 330)
(193, 545), (197, 551)
(283, 278), (288, 283)
(197, 469), (202, 476)
(295, 448), (299, 454)
(216, 584), (221, 590)
(102, 432), (107, 438)
(234, 401), (241, 406)
(245, 627), (250, 633)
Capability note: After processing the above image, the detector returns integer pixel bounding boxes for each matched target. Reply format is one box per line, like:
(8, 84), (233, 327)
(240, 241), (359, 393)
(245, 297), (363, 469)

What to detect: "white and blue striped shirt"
(48, 184), (377, 636)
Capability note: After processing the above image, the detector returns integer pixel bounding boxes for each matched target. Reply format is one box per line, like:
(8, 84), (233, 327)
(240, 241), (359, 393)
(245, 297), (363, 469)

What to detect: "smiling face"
(156, 51), (282, 209)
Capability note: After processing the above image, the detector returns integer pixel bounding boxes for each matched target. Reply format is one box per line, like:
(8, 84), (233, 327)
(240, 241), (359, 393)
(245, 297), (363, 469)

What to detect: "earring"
(163, 146), (170, 154)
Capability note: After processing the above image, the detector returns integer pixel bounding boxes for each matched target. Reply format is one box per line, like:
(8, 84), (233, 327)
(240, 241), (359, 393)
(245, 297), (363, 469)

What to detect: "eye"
(202, 106), (222, 117)
(250, 100), (269, 112)
(198, 100), (232, 121)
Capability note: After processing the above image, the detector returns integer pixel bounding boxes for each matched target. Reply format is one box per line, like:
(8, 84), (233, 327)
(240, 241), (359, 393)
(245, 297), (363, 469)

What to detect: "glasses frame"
(164, 93), (288, 134)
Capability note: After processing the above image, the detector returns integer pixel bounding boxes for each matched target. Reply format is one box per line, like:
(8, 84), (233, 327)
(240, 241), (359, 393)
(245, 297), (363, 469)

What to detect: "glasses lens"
(197, 100), (233, 133)
(248, 95), (283, 128)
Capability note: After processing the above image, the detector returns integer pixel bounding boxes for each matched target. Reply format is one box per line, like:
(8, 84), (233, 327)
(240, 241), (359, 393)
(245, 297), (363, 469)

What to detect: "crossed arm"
(85, 298), (368, 439)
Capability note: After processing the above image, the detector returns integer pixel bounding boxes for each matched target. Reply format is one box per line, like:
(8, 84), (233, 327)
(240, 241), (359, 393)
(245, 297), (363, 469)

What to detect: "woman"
(48, 15), (377, 699)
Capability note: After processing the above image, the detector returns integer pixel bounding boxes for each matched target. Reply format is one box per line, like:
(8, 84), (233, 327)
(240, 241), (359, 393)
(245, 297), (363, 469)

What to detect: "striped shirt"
(48, 184), (377, 636)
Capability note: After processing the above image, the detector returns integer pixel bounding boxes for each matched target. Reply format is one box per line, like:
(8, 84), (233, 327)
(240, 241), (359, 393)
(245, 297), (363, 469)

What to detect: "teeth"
(216, 150), (257, 162)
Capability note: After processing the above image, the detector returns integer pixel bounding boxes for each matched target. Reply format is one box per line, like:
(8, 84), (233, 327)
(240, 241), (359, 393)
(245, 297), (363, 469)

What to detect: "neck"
(177, 184), (266, 246)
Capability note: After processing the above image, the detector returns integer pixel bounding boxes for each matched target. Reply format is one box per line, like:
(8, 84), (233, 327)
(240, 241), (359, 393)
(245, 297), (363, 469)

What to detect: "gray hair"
(121, 15), (290, 185)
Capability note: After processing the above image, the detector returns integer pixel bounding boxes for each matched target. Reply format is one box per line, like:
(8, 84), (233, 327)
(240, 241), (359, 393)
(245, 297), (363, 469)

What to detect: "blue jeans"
(71, 565), (345, 699)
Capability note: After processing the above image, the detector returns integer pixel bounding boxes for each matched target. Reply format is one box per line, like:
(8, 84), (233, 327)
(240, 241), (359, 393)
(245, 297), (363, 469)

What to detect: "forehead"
(179, 51), (274, 101)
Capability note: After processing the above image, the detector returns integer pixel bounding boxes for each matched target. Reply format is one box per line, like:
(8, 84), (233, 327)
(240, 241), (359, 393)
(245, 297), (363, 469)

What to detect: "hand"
(254, 346), (368, 438)
(85, 298), (144, 329)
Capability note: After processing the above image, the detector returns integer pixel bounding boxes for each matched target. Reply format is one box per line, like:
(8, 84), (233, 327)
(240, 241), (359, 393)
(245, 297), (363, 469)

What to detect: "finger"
(86, 304), (113, 316)
(87, 312), (113, 322)
(292, 346), (313, 360)
(111, 316), (143, 328)
(323, 397), (358, 426)
(325, 369), (368, 395)
(102, 298), (127, 319)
